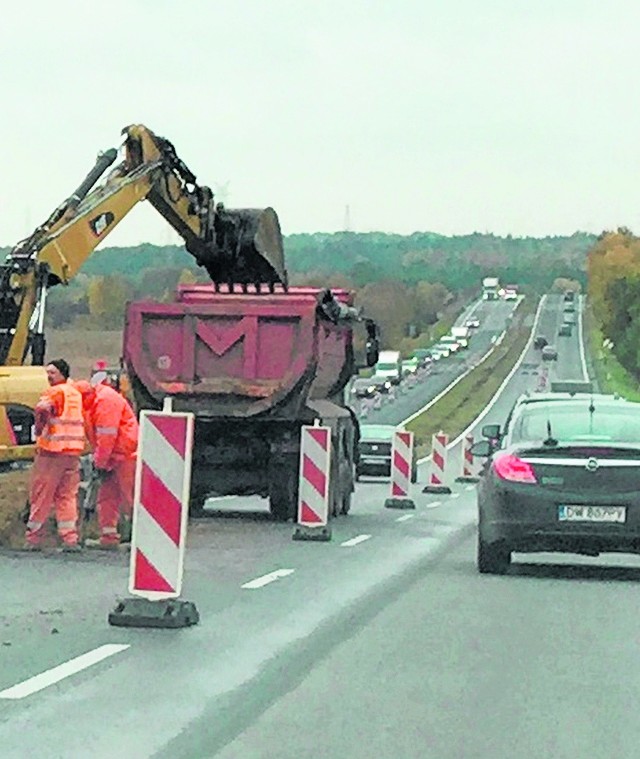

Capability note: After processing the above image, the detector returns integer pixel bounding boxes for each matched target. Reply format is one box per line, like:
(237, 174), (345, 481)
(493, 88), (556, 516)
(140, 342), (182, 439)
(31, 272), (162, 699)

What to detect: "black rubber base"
(422, 484), (452, 494)
(292, 525), (332, 542)
(455, 476), (480, 483)
(108, 597), (200, 628)
(384, 497), (416, 510)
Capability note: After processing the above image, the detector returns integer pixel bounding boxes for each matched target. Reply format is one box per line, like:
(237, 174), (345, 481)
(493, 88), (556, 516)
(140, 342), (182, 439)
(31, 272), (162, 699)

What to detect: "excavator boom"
(0, 124), (287, 366)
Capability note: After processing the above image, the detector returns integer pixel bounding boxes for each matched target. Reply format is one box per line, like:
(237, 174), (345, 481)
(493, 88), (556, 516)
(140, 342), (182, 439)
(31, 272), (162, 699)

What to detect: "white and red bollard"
(109, 398), (199, 628)
(423, 430), (452, 494)
(456, 434), (480, 483)
(384, 430), (416, 510)
(293, 425), (332, 542)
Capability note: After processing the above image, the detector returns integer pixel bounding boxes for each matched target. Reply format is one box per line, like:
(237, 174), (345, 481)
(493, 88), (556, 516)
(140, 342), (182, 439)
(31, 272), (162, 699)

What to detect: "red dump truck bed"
(123, 285), (355, 418)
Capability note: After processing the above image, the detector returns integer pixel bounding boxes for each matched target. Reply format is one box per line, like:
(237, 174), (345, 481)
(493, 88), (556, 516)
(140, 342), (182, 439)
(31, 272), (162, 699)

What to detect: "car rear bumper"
(480, 489), (640, 554)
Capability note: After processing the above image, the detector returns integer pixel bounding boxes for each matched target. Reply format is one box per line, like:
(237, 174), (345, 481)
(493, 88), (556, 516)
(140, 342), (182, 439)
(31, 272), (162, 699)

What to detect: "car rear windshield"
(510, 403), (640, 444)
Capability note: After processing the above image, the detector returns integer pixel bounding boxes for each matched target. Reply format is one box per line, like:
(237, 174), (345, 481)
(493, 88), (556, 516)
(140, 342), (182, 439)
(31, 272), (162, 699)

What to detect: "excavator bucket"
(197, 207), (287, 289)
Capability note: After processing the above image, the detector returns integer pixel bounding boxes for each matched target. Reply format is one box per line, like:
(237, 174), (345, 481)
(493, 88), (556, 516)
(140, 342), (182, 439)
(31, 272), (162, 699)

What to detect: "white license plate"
(363, 458), (386, 465)
(558, 505), (626, 523)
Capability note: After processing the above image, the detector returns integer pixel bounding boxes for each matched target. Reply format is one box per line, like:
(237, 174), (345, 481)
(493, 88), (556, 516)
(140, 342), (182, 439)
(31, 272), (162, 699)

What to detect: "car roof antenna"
(543, 417), (558, 447)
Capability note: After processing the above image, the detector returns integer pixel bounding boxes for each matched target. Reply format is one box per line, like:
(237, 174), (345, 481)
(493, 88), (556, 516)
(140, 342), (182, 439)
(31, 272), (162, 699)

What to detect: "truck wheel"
(477, 533), (511, 575)
(269, 464), (297, 522)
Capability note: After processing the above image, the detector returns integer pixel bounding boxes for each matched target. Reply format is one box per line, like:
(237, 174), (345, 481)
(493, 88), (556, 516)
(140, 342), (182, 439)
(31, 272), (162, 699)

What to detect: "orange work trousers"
(97, 457), (136, 545)
(26, 451), (80, 546)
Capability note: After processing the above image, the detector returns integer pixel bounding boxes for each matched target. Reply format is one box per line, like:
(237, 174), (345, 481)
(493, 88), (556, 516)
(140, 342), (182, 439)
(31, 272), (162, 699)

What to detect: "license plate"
(363, 458), (386, 465)
(558, 505), (626, 523)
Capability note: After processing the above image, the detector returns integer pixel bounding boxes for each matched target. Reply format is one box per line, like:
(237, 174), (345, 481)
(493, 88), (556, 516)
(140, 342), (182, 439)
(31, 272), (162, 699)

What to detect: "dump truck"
(123, 284), (379, 520)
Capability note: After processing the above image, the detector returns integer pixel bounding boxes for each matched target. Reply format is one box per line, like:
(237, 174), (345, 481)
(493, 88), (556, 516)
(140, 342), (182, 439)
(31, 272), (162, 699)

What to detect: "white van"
(375, 350), (402, 384)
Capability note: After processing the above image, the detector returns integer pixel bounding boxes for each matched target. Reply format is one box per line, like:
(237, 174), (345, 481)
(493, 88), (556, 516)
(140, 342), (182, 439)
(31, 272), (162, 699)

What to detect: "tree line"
(0, 230), (596, 337)
(587, 229), (640, 378)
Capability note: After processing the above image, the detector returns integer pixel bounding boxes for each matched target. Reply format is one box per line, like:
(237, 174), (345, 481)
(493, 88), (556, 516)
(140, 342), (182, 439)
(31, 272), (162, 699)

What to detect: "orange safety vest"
(37, 383), (85, 455)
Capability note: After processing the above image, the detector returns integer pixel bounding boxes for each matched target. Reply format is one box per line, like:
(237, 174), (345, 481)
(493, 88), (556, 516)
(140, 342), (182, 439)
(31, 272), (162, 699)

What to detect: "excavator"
(0, 124), (287, 465)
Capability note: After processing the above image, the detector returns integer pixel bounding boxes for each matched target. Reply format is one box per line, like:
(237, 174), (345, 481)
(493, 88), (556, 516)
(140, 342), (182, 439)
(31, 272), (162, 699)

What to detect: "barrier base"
(455, 476), (480, 484)
(384, 497), (416, 510)
(108, 597), (200, 629)
(292, 525), (332, 542)
(422, 484), (452, 494)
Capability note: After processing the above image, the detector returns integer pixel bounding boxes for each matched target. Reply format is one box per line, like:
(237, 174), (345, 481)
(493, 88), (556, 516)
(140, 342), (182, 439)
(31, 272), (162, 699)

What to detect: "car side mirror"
(481, 424), (500, 440)
(469, 440), (492, 457)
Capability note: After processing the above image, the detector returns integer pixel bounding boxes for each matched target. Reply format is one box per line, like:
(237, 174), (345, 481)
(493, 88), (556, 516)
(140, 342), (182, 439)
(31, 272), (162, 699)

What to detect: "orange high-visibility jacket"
(35, 383), (85, 455)
(84, 384), (139, 470)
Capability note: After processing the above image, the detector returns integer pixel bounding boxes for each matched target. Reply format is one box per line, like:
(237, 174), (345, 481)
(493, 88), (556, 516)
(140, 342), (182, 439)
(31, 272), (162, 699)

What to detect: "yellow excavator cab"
(0, 366), (48, 463)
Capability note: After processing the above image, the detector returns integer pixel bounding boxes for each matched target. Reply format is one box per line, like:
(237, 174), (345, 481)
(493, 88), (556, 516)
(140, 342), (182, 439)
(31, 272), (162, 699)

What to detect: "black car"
(472, 393), (640, 574)
(533, 335), (548, 349)
(356, 424), (418, 482)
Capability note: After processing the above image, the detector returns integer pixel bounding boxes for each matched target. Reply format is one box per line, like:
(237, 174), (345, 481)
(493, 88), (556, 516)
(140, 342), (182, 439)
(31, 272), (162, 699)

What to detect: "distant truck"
(482, 277), (500, 300)
(374, 350), (402, 385)
(450, 326), (471, 347)
(124, 285), (379, 521)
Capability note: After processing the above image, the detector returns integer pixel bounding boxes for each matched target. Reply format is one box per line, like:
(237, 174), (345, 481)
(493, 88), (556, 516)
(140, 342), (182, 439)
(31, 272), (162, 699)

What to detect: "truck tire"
(269, 461), (298, 522)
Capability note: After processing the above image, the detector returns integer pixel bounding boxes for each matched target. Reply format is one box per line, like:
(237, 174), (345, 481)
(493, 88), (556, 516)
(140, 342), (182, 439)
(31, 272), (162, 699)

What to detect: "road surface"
(2, 294), (633, 759)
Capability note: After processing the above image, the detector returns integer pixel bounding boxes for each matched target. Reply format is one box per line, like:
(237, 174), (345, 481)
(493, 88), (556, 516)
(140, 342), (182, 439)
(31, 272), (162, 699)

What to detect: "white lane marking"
(465, 485), (475, 491)
(396, 514), (415, 523)
(341, 534), (372, 547)
(451, 493), (460, 499)
(0, 644), (130, 700)
(206, 495), (239, 503)
(426, 501), (442, 509)
(415, 296), (541, 459)
(577, 294), (589, 381)
(448, 294), (547, 448)
(241, 569), (295, 589)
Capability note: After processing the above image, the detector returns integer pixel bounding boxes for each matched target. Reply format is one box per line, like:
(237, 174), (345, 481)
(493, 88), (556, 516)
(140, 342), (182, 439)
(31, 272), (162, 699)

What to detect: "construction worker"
(25, 359), (85, 552)
(75, 372), (138, 548)
(91, 359), (132, 405)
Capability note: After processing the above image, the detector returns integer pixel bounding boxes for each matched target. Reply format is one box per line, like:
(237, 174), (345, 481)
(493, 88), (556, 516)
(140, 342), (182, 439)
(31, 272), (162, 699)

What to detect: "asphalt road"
(2, 293), (630, 759)
(357, 296), (517, 426)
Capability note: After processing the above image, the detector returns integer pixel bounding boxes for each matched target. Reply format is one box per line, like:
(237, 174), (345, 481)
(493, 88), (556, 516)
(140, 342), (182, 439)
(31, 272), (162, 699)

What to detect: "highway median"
(406, 296), (539, 458)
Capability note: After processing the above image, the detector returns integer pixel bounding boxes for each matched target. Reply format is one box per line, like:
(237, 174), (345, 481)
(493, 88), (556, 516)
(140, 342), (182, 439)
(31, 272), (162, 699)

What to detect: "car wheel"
(477, 533), (511, 575)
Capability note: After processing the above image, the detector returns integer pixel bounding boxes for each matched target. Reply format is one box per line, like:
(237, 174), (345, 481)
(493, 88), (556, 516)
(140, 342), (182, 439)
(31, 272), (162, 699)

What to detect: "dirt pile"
(0, 467), (31, 548)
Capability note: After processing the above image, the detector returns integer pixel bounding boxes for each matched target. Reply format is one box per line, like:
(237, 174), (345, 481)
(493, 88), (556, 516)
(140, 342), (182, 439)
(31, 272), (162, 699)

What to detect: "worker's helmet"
(92, 359), (108, 373)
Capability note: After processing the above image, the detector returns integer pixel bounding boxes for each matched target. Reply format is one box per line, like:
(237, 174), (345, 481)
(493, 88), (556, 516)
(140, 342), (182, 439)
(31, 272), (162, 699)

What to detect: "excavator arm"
(0, 124), (287, 366)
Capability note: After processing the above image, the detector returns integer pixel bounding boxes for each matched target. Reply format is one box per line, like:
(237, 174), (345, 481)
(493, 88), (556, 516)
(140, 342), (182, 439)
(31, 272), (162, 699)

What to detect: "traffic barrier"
(385, 430), (416, 510)
(109, 399), (199, 628)
(422, 430), (452, 494)
(455, 434), (480, 483)
(293, 425), (332, 542)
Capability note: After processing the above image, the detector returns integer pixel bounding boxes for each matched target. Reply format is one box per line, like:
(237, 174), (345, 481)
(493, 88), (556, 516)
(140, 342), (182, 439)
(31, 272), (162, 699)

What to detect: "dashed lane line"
(241, 569), (295, 589)
(340, 534), (372, 547)
(0, 644), (130, 700)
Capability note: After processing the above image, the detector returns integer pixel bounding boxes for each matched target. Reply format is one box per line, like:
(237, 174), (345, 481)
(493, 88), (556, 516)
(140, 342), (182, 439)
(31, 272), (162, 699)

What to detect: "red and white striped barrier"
(423, 430), (452, 494)
(385, 430), (416, 509)
(456, 434), (480, 483)
(109, 401), (199, 628)
(293, 425), (332, 541)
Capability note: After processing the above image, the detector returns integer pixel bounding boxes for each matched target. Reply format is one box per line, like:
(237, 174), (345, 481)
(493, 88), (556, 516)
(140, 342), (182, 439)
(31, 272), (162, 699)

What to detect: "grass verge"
(583, 306), (640, 402)
(407, 296), (538, 458)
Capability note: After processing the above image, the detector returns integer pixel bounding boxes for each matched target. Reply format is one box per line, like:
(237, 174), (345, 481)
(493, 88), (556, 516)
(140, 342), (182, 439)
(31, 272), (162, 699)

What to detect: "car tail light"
(493, 454), (537, 483)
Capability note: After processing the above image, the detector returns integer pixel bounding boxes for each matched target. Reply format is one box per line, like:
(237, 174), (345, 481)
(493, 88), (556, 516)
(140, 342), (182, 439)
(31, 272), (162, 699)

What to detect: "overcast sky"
(1, 0), (639, 248)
